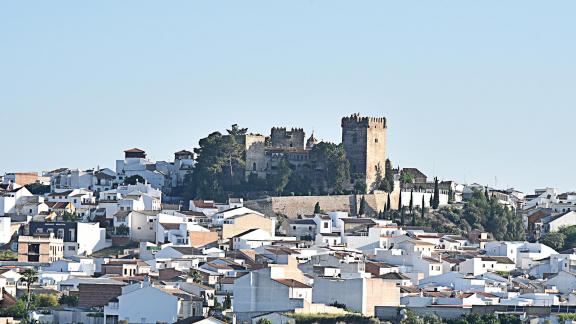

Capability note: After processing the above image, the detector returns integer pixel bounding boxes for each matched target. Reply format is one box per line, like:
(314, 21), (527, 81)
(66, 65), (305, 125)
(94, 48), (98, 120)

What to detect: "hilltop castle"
(240, 113), (388, 192)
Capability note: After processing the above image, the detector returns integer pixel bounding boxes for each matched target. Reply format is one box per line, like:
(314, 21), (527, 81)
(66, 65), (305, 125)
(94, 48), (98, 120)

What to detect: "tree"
(386, 193), (391, 212)
(270, 157), (292, 196)
(257, 319), (272, 324)
(115, 224), (130, 236)
(485, 186), (490, 200)
(123, 175), (145, 185)
(432, 177), (440, 209)
(372, 165), (384, 192)
(448, 186), (455, 204)
(33, 294), (59, 308)
(226, 124), (248, 136)
(192, 131), (245, 200)
(308, 142), (350, 194)
(540, 231), (566, 251)
(409, 190), (414, 214)
(398, 191), (403, 211)
(62, 211), (77, 222)
(25, 183), (51, 195)
(314, 202), (321, 214)
(223, 293), (232, 310)
(358, 196), (366, 216)
(59, 295), (79, 307)
(189, 270), (202, 284)
(21, 268), (38, 310)
(421, 195), (426, 219)
(382, 159), (395, 193)
(400, 171), (414, 186)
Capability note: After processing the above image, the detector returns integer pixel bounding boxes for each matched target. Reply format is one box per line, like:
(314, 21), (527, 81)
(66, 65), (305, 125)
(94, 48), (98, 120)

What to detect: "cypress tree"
(314, 202), (321, 214)
(432, 177), (440, 209)
(398, 191), (403, 211)
(484, 186), (490, 201)
(421, 195), (426, 219)
(358, 196), (366, 216)
(409, 189), (414, 214)
(386, 193), (391, 212)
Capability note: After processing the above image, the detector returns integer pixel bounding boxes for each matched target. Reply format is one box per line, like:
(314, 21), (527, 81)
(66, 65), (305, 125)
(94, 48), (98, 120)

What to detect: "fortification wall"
(245, 188), (401, 219)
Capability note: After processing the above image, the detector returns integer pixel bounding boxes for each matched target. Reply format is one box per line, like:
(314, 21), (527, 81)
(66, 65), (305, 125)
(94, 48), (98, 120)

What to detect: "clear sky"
(1, 1), (575, 193)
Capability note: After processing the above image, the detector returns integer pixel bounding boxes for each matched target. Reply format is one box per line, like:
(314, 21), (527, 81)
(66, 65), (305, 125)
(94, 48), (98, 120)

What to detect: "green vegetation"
(32, 294), (59, 308)
(432, 177), (440, 210)
(256, 319), (272, 324)
(123, 175), (145, 185)
(401, 311), (521, 324)
(179, 125), (353, 200)
(405, 190), (524, 240)
(25, 183), (51, 195)
(314, 202), (321, 214)
(358, 196), (366, 215)
(289, 313), (379, 324)
(115, 224), (130, 236)
(21, 268), (38, 310)
(0, 250), (17, 261)
(59, 295), (79, 307)
(189, 270), (203, 283)
(540, 225), (576, 251)
(223, 293), (232, 310)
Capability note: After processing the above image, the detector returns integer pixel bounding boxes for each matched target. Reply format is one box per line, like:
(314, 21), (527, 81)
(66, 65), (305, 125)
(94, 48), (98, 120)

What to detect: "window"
(252, 163), (257, 171)
(323, 222), (328, 229)
(375, 138), (378, 143)
(293, 226), (296, 230)
(68, 246), (76, 251)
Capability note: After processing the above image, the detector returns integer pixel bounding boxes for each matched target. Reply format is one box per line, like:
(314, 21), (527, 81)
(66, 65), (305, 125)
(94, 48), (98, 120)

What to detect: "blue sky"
(1, 1), (575, 192)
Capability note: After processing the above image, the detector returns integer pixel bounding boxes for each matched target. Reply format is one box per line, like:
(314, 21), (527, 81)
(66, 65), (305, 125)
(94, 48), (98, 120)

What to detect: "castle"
(240, 113), (388, 192)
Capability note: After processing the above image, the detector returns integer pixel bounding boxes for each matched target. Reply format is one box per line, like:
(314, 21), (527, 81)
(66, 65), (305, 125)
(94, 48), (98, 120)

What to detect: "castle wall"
(244, 187), (401, 219)
(245, 189), (448, 219)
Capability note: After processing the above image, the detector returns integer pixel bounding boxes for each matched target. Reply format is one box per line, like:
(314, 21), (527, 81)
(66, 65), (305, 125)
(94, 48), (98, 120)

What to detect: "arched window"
(252, 162), (257, 171)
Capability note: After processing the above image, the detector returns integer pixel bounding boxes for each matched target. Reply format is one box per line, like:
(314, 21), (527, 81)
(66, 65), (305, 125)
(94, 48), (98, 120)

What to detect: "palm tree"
(21, 268), (38, 310)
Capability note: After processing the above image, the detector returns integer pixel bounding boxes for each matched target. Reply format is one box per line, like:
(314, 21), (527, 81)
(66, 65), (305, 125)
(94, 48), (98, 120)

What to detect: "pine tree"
(432, 177), (440, 209)
(409, 189), (414, 214)
(358, 196), (366, 216)
(314, 202), (321, 214)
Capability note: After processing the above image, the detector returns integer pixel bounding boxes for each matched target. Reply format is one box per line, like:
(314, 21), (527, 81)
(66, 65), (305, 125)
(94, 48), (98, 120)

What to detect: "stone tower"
(270, 127), (306, 149)
(341, 113), (388, 191)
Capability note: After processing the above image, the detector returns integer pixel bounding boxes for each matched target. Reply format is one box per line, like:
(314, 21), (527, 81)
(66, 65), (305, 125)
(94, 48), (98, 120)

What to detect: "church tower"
(341, 113), (388, 191)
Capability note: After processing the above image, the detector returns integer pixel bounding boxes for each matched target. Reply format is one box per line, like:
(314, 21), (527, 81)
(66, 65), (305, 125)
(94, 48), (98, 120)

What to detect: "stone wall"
(245, 186), (448, 219)
(245, 189), (401, 219)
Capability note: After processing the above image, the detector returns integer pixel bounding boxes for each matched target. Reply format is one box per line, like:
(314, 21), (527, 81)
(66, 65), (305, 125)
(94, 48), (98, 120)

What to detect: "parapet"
(341, 113), (387, 129)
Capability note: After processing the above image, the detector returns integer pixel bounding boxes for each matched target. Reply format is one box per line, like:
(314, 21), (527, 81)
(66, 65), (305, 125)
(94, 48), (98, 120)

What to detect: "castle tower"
(270, 127), (306, 149)
(306, 132), (318, 150)
(341, 113), (388, 191)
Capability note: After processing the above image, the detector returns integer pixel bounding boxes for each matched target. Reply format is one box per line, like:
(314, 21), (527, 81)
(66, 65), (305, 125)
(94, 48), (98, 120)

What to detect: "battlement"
(341, 113), (387, 129)
(271, 127), (305, 133)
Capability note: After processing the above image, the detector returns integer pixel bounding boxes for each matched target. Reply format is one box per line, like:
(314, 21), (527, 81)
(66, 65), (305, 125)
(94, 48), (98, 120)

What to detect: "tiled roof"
(273, 278), (311, 289)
